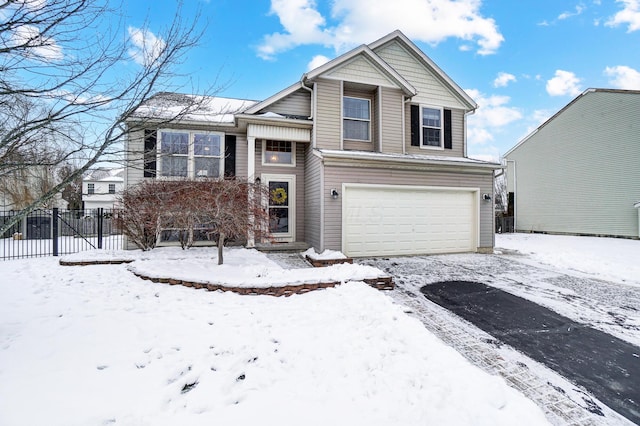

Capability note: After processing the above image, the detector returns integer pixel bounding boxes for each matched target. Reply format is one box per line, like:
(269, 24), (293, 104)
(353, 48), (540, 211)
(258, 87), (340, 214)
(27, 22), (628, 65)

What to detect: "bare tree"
(118, 179), (269, 264)
(0, 0), (213, 235)
(494, 171), (507, 213)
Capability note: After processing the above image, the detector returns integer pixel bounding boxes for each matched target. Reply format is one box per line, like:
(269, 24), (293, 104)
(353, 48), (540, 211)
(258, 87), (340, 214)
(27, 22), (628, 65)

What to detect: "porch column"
(247, 136), (256, 247)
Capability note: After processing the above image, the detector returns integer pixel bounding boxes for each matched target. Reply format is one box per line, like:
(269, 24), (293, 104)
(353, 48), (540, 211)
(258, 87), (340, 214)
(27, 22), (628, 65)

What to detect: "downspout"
(402, 96), (412, 155)
(300, 79), (315, 148)
(463, 109), (476, 158)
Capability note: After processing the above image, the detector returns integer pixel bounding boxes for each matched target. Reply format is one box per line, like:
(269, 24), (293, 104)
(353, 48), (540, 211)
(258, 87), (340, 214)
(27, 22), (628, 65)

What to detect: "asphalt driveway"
(360, 253), (640, 425)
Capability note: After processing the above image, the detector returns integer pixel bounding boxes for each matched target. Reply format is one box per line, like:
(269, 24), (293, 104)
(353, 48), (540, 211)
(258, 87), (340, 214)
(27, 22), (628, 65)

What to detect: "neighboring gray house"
(82, 168), (124, 210)
(504, 88), (640, 239)
(125, 30), (500, 257)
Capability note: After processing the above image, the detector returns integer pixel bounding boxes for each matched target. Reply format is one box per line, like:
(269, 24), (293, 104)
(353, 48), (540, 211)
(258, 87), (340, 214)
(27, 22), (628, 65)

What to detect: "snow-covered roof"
(84, 167), (124, 182)
(131, 92), (258, 124)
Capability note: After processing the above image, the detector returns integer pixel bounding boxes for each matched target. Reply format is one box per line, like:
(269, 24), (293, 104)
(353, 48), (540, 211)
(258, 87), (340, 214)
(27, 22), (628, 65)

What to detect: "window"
(87, 183), (94, 194)
(263, 141), (294, 166)
(422, 107), (442, 147)
(108, 184), (116, 194)
(343, 97), (370, 141)
(158, 130), (224, 178)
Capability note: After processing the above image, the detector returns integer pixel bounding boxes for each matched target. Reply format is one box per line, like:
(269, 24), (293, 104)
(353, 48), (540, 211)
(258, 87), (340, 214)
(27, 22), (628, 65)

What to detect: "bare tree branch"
(0, 0), (221, 235)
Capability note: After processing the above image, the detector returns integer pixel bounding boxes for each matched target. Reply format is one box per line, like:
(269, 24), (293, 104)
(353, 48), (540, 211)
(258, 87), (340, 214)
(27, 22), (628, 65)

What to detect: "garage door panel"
(343, 186), (477, 257)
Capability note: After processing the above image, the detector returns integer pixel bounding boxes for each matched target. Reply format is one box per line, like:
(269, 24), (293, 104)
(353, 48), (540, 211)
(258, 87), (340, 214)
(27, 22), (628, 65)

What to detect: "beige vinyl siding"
(304, 149), (322, 249)
(380, 86), (404, 154)
(325, 56), (396, 88)
(405, 107), (465, 157)
(374, 40), (467, 109)
(315, 79), (342, 150)
(261, 89), (311, 118)
(322, 164), (494, 251)
(125, 128), (145, 188)
(234, 134), (248, 178)
(506, 90), (640, 238)
(255, 140), (307, 242)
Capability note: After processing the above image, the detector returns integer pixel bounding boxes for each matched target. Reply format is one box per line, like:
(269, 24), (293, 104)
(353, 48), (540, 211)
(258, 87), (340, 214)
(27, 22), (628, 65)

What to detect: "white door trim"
(262, 173), (296, 243)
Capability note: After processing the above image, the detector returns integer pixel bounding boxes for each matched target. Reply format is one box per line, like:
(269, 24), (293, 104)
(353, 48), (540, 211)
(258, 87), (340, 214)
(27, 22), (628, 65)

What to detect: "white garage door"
(342, 185), (477, 257)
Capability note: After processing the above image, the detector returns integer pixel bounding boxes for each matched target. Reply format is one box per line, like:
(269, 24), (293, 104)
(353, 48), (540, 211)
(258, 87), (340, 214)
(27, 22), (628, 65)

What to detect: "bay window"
(343, 96), (370, 141)
(158, 130), (224, 178)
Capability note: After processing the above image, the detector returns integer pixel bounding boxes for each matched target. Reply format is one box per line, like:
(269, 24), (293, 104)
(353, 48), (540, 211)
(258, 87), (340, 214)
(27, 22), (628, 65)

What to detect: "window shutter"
(143, 129), (157, 177)
(410, 105), (420, 146)
(224, 134), (236, 177)
(443, 109), (452, 150)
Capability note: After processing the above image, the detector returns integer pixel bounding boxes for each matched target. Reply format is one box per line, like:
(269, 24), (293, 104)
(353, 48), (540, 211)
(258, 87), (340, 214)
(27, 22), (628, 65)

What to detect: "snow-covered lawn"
(496, 233), (640, 287)
(0, 247), (548, 426)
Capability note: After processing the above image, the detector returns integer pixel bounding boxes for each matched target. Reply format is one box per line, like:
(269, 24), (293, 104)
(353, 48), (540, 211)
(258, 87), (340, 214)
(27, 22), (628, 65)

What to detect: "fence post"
(52, 208), (59, 256)
(97, 208), (103, 249)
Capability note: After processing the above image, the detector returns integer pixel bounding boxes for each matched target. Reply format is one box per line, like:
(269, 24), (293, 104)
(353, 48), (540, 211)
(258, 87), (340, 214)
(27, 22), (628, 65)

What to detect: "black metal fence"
(0, 208), (124, 260)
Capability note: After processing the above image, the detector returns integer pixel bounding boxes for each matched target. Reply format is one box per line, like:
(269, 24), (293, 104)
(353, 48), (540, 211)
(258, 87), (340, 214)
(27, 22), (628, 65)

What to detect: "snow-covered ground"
(496, 233), (640, 287)
(0, 247), (548, 426)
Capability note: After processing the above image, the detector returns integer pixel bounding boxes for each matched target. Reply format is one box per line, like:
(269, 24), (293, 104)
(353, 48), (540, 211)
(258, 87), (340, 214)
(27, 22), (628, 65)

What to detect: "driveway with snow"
(360, 233), (640, 425)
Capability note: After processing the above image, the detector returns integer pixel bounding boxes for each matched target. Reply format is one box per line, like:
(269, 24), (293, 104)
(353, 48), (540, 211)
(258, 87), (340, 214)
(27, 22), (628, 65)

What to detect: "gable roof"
(302, 44), (417, 96)
(247, 30), (476, 115)
(368, 30), (477, 110)
(504, 88), (640, 157)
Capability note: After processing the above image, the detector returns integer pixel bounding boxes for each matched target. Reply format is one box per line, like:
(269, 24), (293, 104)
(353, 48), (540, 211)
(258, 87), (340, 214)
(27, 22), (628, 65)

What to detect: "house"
(82, 167), (124, 210)
(125, 30), (500, 257)
(504, 89), (640, 239)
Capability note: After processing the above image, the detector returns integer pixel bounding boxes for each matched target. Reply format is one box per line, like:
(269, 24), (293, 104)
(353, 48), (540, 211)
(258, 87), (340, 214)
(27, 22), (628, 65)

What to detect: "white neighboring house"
(82, 168), (124, 210)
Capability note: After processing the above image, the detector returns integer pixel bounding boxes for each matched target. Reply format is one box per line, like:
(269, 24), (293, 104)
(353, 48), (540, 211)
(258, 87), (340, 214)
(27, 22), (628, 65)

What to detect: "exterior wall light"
(482, 193), (492, 201)
(330, 188), (339, 199)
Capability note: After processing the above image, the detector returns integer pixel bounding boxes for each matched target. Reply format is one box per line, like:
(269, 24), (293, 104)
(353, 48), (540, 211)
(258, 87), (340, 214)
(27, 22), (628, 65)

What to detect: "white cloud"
(493, 72), (516, 88)
(12, 24), (63, 61)
(307, 54), (331, 70)
(128, 27), (166, 67)
(604, 65), (640, 89)
(257, 0), (504, 59)
(546, 70), (582, 96)
(558, 5), (585, 20)
(606, 0), (640, 31)
(465, 88), (523, 150)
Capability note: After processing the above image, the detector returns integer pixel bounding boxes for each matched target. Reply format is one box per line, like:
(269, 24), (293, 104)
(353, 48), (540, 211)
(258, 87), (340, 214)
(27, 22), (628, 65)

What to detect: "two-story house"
(125, 30), (499, 257)
(82, 168), (124, 210)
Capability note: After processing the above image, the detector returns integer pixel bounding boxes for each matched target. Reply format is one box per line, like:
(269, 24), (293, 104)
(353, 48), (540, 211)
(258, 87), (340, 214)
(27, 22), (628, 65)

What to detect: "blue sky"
(124, 0), (640, 161)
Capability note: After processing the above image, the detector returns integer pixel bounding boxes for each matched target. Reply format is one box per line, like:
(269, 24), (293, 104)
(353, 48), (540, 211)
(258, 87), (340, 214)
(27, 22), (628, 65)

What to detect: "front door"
(262, 174), (295, 242)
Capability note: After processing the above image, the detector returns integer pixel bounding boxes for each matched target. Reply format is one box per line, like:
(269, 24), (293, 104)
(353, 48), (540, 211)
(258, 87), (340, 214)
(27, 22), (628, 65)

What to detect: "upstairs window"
(158, 130), (224, 178)
(87, 183), (95, 194)
(422, 107), (442, 147)
(410, 105), (452, 150)
(263, 141), (294, 166)
(108, 184), (116, 194)
(343, 97), (370, 141)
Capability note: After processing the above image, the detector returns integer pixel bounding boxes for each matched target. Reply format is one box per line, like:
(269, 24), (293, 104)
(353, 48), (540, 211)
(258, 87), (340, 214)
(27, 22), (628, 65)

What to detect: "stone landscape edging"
(60, 258), (394, 296)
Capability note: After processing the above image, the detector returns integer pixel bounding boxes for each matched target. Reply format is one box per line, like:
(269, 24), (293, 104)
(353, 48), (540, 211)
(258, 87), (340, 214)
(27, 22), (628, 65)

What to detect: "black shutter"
(443, 109), (452, 149)
(410, 105), (420, 146)
(143, 129), (157, 177)
(224, 134), (236, 178)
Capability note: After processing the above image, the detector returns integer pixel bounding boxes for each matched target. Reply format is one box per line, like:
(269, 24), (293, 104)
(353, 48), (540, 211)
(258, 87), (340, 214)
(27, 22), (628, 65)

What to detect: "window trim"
(156, 129), (225, 179)
(343, 96), (371, 142)
(419, 105), (444, 150)
(262, 140), (296, 167)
